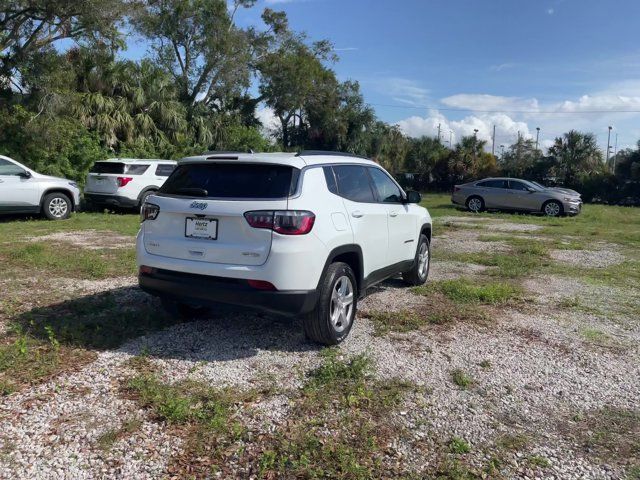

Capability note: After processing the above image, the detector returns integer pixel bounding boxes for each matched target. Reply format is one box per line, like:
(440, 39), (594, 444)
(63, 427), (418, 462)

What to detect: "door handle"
(351, 210), (364, 218)
(389, 211), (398, 217)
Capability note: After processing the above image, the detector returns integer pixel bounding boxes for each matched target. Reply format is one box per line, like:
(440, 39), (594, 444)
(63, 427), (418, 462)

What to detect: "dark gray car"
(451, 177), (582, 216)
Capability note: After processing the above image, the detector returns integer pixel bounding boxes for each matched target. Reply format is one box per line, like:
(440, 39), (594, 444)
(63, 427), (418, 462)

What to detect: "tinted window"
(155, 164), (176, 177)
(323, 166), (338, 194)
(332, 165), (376, 203)
(91, 162), (125, 174)
(160, 163), (297, 199)
(0, 159), (25, 176)
(477, 179), (507, 189)
(368, 167), (403, 203)
(126, 164), (149, 175)
(509, 180), (530, 191)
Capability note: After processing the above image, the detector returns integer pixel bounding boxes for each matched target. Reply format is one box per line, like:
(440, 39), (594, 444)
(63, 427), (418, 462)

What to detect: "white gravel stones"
(27, 230), (135, 250)
(549, 245), (626, 268)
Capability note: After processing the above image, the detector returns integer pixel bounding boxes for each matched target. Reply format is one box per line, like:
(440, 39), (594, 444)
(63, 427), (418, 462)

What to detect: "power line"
(367, 102), (640, 115)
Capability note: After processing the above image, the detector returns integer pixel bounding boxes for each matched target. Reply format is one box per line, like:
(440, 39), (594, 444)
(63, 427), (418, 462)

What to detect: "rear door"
(331, 165), (388, 277)
(143, 162), (294, 266)
(477, 179), (510, 208)
(367, 167), (416, 265)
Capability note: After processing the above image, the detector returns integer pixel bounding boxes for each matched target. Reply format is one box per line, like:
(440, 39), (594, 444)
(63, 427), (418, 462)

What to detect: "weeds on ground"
(449, 437), (471, 454)
(417, 279), (523, 305)
(96, 418), (143, 451)
(450, 369), (473, 389)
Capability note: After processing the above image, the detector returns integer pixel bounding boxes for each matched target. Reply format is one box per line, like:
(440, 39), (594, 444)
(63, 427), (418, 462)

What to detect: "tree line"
(1, 0), (638, 204)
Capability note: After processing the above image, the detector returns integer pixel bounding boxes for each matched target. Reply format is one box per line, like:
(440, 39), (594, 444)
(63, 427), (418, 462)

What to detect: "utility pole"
(535, 127), (540, 151)
(606, 126), (612, 163)
(437, 123), (441, 143)
(491, 125), (496, 156)
(613, 133), (618, 172)
(449, 130), (453, 147)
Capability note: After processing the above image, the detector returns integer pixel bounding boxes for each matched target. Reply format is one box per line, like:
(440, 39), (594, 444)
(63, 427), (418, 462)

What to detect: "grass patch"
(449, 436), (471, 454)
(96, 418), (143, 450)
(558, 407), (640, 467)
(450, 369), (473, 389)
(365, 293), (489, 336)
(0, 327), (95, 395)
(15, 289), (185, 350)
(0, 242), (136, 280)
(419, 279), (523, 305)
(496, 433), (530, 451)
(527, 455), (550, 468)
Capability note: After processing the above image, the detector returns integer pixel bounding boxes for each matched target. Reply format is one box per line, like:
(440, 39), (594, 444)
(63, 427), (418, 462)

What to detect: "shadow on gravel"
(14, 286), (319, 361)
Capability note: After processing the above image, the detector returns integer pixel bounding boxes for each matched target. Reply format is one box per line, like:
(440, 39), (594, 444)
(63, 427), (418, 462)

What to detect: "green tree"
(449, 135), (487, 181)
(0, 0), (126, 90)
(548, 130), (604, 185)
(501, 137), (541, 177)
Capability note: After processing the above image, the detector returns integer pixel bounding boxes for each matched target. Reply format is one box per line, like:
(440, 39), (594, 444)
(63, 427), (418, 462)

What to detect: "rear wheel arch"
(318, 245), (364, 294)
(137, 187), (159, 203)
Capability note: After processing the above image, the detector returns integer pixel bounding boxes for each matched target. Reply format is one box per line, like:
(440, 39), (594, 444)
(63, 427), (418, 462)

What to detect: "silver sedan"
(451, 178), (582, 216)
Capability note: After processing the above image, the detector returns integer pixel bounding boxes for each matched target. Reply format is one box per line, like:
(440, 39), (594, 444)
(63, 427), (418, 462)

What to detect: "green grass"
(527, 455), (550, 468)
(449, 436), (471, 454)
(450, 369), (473, 389)
(96, 418), (142, 451)
(418, 279), (523, 305)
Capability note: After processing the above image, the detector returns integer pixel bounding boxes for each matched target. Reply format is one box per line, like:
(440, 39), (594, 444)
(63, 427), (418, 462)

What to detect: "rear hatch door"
(142, 162), (297, 266)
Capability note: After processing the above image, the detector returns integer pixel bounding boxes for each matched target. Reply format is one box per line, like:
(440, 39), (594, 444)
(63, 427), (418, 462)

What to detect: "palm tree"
(449, 135), (487, 180)
(548, 130), (604, 185)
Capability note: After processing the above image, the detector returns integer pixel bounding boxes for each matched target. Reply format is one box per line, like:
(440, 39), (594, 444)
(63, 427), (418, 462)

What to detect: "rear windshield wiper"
(173, 187), (208, 197)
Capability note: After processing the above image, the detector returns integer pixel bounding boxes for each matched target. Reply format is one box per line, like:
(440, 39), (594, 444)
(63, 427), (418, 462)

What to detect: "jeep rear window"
(159, 163), (299, 199)
(90, 162), (149, 175)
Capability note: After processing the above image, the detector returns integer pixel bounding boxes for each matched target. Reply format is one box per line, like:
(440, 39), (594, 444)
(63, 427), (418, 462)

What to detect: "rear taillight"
(117, 176), (133, 187)
(244, 210), (315, 235)
(141, 202), (159, 221)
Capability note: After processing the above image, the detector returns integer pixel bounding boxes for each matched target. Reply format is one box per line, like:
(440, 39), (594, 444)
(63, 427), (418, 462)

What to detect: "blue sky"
(126, 0), (640, 152)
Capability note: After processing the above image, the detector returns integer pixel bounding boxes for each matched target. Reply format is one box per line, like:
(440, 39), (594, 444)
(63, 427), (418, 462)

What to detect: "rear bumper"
(84, 193), (139, 208)
(139, 267), (319, 317)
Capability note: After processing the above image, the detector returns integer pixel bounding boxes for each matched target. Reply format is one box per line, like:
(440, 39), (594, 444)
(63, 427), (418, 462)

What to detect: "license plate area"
(185, 217), (218, 240)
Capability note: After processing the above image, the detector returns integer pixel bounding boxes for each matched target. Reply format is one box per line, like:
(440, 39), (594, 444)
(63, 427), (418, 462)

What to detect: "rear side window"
(323, 166), (338, 194)
(332, 165), (376, 203)
(155, 164), (176, 177)
(368, 167), (403, 203)
(160, 163), (298, 199)
(126, 164), (149, 175)
(90, 162), (149, 175)
(477, 179), (507, 189)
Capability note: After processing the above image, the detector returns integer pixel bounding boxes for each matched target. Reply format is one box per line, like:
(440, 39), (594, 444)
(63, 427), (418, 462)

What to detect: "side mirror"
(527, 187), (536, 193)
(18, 170), (32, 179)
(405, 191), (422, 204)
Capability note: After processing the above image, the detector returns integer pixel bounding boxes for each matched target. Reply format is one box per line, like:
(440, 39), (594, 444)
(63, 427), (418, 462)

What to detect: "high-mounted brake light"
(117, 176), (133, 187)
(244, 210), (315, 235)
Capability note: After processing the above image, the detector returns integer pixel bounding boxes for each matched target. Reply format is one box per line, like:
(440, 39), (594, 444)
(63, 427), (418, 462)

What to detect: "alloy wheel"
(330, 275), (354, 333)
(48, 197), (68, 218)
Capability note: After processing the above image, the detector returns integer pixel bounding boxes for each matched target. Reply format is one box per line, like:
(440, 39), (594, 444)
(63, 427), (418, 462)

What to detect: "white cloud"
(256, 106), (280, 137)
(371, 77), (430, 107)
(334, 47), (359, 52)
(489, 63), (517, 72)
(396, 83), (640, 153)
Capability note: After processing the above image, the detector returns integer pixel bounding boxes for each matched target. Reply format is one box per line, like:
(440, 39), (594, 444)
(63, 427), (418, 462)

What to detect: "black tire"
(402, 234), (431, 286)
(303, 262), (357, 345)
(466, 195), (485, 213)
(160, 297), (209, 320)
(42, 192), (72, 220)
(542, 200), (563, 217)
(139, 190), (156, 209)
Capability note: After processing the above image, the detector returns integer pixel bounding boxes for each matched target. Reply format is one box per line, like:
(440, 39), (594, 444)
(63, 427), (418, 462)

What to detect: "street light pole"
(606, 126), (612, 163)
(437, 123), (441, 143)
(535, 127), (540, 151)
(449, 130), (453, 147)
(492, 125), (496, 156)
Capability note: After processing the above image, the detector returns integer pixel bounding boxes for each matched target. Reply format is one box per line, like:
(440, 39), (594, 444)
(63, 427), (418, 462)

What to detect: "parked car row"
(0, 155), (176, 220)
(451, 177), (582, 216)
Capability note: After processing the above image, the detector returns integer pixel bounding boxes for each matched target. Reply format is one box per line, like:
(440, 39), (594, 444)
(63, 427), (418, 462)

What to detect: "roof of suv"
(100, 158), (176, 164)
(180, 151), (378, 169)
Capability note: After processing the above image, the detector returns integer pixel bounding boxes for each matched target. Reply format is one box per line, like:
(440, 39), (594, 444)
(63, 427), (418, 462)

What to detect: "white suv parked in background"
(84, 158), (176, 210)
(0, 155), (80, 220)
(137, 151), (432, 345)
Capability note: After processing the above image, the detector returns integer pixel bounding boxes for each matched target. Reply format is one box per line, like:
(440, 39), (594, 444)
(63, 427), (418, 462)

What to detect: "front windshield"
(531, 181), (546, 189)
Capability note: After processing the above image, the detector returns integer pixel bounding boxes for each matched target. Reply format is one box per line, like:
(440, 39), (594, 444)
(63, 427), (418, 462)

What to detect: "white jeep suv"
(137, 151), (432, 345)
(84, 158), (176, 210)
(0, 155), (81, 220)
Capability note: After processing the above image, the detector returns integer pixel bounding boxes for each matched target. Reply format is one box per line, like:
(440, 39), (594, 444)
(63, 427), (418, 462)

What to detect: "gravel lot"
(0, 214), (638, 479)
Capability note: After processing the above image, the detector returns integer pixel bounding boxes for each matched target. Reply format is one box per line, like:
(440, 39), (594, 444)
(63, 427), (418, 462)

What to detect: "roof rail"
(202, 150), (254, 155)
(296, 150), (371, 160)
